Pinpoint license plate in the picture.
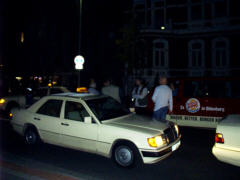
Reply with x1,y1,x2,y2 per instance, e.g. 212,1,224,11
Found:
172,141,181,151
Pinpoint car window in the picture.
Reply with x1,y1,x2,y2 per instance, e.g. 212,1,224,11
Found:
37,99,63,117
65,101,90,122
86,97,130,121
50,88,63,94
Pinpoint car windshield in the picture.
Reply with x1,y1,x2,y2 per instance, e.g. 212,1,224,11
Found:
86,97,131,121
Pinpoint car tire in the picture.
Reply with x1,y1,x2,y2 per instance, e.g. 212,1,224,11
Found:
24,128,40,146
113,142,142,168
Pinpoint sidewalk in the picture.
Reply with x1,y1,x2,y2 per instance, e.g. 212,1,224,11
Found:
0,160,82,180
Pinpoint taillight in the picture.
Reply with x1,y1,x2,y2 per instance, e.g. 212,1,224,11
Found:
9,113,13,120
215,133,224,144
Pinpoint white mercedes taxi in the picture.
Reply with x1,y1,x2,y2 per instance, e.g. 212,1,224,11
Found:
212,114,240,167
11,92,181,167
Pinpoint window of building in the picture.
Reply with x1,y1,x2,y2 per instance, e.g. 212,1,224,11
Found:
212,38,229,67
146,0,151,8
214,0,227,17
136,11,145,25
188,40,205,68
37,99,63,118
153,40,168,68
147,10,152,26
191,5,202,20
174,7,187,23
135,4,145,10
154,9,164,28
154,0,164,8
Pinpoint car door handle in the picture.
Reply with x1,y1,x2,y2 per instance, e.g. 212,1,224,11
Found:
61,123,69,126
34,117,41,121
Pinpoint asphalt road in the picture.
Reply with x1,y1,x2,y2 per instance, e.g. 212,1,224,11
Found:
0,120,239,180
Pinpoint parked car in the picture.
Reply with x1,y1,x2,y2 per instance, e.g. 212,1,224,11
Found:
10,92,181,167
212,114,240,167
0,86,70,119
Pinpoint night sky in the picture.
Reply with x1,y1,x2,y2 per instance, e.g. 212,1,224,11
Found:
0,0,130,80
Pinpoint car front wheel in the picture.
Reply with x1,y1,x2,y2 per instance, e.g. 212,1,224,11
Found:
113,143,142,168
24,128,39,145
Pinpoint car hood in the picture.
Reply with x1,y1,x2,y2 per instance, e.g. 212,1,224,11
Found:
103,114,169,135
219,114,240,127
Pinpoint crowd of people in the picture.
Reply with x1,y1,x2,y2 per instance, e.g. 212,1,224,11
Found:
87,76,174,122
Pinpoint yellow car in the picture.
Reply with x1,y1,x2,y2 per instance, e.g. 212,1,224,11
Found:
11,92,181,167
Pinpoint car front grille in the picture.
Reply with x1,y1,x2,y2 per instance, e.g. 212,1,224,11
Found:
163,127,177,144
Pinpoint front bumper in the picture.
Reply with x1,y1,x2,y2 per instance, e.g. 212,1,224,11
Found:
212,145,240,167
139,136,181,164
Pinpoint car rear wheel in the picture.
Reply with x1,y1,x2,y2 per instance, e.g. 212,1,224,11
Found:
113,143,142,168
24,128,39,145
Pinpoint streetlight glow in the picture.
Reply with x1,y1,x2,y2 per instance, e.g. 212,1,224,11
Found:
20,32,24,43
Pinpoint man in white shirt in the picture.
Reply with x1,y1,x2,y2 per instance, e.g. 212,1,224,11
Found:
101,79,121,102
152,77,173,122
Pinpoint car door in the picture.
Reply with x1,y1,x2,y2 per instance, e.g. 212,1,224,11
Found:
34,99,63,145
59,100,98,153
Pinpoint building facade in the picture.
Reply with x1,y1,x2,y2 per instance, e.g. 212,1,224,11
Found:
128,0,240,86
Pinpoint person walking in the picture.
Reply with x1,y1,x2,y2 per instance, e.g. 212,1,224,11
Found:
132,78,148,114
101,78,121,102
152,76,173,122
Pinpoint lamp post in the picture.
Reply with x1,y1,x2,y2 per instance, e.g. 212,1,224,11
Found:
76,0,83,87
79,0,82,52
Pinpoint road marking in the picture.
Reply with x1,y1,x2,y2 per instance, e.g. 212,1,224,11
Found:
0,160,83,180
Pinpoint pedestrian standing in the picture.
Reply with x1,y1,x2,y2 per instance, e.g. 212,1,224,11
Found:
101,78,121,102
88,78,100,95
152,77,173,122
132,78,148,114
170,82,178,97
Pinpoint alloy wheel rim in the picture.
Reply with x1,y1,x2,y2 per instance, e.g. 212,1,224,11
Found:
115,146,133,166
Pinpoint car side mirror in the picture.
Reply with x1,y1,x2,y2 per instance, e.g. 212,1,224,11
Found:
84,116,92,124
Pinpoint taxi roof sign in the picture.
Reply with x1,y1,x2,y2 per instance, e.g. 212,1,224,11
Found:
76,87,88,93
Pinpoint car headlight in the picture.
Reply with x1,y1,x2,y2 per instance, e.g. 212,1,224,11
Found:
0,98,6,104
174,124,179,137
148,135,165,147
